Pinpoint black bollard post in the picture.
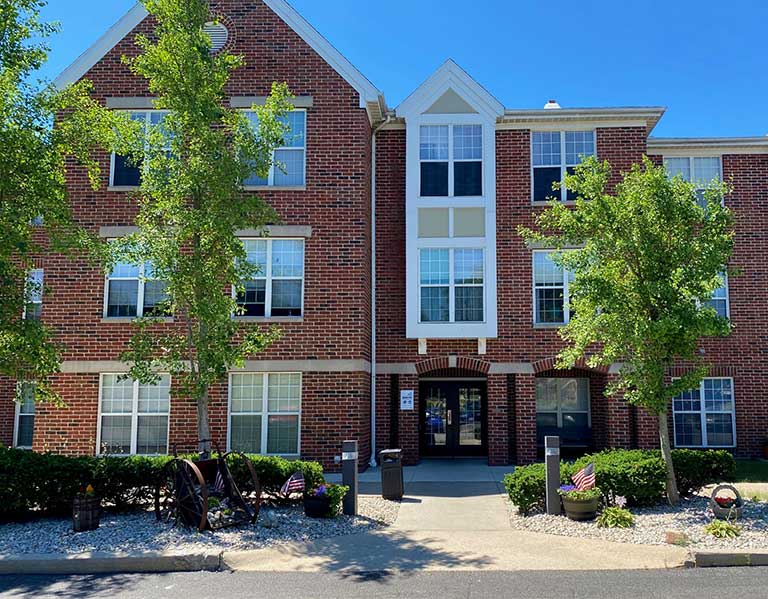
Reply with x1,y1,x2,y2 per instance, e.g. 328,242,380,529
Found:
545,435,561,515
341,440,359,516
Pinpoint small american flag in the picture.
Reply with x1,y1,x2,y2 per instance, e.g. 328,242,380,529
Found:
572,463,596,491
280,472,305,495
214,469,225,493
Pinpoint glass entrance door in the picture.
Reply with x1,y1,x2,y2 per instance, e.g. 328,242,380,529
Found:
420,381,486,457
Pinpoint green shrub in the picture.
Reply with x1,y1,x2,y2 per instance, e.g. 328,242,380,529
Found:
671,449,735,496
597,506,634,528
573,450,666,507
504,463,573,515
223,454,324,498
704,519,740,538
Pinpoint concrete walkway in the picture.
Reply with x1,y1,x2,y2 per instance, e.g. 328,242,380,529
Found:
226,460,688,573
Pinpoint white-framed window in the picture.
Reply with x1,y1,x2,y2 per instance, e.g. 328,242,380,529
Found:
244,110,306,187
419,248,484,323
705,273,730,319
536,378,591,430
24,269,43,321
110,110,170,187
97,374,171,455
14,383,36,449
420,124,483,197
664,156,722,208
533,251,574,325
532,130,595,202
228,373,301,455
673,378,735,448
237,238,304,318
104,258,168,318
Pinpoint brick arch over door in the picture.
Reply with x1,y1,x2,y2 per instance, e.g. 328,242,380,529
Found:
415,357,491,376
531,357,609,375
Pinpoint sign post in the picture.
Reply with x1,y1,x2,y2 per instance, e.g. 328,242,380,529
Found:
545,435,561,515
341,440,358,516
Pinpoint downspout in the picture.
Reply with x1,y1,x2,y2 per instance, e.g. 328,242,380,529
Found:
370,112,394,468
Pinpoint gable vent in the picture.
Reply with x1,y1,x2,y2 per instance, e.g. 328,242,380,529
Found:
204,22,229,53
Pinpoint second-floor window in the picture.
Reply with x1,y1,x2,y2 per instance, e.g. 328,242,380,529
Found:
237,239,305,318
105,260,168,318
533,251,574,325
419,248,484,323
110,111,169,187
705,274,730,319
244,110,306,187
24,269,43,321
664,157,721,208
532,131,595,202
420,125,482,197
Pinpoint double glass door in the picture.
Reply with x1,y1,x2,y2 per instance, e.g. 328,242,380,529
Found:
420,381,486,457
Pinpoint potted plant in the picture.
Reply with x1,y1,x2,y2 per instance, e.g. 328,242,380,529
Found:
303,484,349,518
709,484,744,520
558,485,602,521
73,484,101,532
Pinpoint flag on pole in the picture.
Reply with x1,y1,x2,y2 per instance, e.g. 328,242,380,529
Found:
281,472,305,495
572,462,596,491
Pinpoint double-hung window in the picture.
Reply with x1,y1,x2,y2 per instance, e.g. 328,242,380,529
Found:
705,273,730,319
24,269,43,321
664,157,722,208
532,131,595,202
111,111,170,187
244,110,306,187
673,378,735,448
105,260,168,318
229,373,301,455
536,378,591,431
533,251,574,325
420,124,482,197
237,239,304,318
14,383,36,449
419,248,484,323
98,374,171,455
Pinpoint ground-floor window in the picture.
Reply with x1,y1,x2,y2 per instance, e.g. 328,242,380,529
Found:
14,383,36,449
535,378,591,444
228,373,301,455
673,378,735,448
98,374,171,455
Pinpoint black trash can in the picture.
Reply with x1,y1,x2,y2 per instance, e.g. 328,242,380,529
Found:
379,449,404,500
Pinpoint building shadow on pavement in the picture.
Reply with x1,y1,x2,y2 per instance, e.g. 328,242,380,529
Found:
0,572,141,598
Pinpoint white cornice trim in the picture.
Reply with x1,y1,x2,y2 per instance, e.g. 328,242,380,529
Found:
53,1,383,112
499,107,666,132
648,137,768,155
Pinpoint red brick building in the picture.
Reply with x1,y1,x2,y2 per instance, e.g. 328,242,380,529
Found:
3,0,767,469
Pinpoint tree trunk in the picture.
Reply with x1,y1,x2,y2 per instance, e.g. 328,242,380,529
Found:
658,408,680,505
196,389,211,457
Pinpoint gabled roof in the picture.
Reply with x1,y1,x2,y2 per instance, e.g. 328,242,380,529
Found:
396,59,504,120
53,0,384,115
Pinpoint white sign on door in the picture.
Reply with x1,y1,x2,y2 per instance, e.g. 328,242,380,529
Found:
400,390,414,411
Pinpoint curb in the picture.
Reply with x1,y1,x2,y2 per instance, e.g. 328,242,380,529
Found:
0,551,223,575
690,551,768,568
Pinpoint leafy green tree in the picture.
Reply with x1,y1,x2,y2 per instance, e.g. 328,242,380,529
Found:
521,156,734,504
113,0,292,453
0,0,130,403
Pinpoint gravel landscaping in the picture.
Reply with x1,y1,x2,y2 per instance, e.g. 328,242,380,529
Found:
0,496,400,555
507,493,768,549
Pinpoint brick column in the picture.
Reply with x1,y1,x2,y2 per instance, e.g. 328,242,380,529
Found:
398,375,420,465
605,374,631,449
515,373,537,465
487,373,509,466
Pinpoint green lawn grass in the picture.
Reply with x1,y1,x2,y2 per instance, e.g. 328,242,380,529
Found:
734,460,768,483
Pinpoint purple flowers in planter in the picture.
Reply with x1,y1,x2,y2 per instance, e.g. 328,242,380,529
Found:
312,485,328,497
559,485,577,493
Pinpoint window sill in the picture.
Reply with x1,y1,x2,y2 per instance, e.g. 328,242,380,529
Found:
531,200,577,207
533,323,565,329
235,316,304,323
243,185,306,192
101,317,175,324
107,186,139,192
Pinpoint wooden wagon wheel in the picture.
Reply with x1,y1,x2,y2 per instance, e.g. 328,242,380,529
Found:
224,451,262,522
154,458,209,532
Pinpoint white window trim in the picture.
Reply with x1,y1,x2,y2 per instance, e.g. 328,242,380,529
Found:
672,377,736,449
96,374,172,456
532,250,573,326
226,372,302,457
536,378,592,428
417,248,485,324
663,156,724,206
235,238,306,319
109,110,170,188
242,108,307,189
531,130,596,203
23,268,43,321
103,260,161,319
419,123,483,199
13,384,35,450
705,273,730,319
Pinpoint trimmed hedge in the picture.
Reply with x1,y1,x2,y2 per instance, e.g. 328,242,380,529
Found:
0,447,324,521
505,448,736,514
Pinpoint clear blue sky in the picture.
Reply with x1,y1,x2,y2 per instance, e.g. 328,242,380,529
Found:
39,0,768,137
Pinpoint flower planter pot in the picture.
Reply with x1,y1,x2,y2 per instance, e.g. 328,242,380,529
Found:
303,495,332,518
73,495,101,532
562,496,599,521
709,484,744,520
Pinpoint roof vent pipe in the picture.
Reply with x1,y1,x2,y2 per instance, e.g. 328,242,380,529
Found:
544,99,561,110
